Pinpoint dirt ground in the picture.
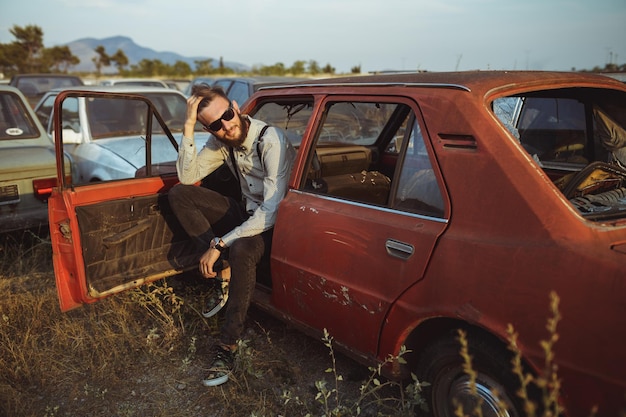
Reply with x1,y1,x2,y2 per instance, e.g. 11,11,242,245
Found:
0,235,415,417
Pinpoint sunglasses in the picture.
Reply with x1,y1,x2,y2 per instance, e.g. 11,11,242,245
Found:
205,105,235,132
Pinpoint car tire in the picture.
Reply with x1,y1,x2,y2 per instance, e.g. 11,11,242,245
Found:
415,329,532,417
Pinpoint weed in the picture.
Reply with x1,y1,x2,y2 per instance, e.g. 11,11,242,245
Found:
456,329,507,417
237,338,265,380
83,383,108,400
180,335,197,371
504,291,565,417
128,279,185,339
43,405,59,417
284,328,430,416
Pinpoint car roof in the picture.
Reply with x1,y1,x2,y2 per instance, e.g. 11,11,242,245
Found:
0,85,25,93
258,70,626,94
213,76,308,86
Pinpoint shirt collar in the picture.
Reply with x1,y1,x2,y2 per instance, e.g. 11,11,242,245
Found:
237,116,263,152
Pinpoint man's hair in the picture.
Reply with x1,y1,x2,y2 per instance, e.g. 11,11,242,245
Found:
192,84,229,114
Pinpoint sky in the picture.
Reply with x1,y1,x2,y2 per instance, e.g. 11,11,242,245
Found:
1,0,625,74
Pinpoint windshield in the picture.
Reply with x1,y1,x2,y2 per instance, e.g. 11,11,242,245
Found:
85,92,197,138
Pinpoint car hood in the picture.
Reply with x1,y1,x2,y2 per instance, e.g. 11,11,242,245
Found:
0,146,57,181
93,135,181,168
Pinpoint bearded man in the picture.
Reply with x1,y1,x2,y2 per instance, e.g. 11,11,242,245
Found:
168,84,296,386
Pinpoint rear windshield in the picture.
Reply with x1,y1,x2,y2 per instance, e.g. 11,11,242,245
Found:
0,91,41,140
15,76,82,96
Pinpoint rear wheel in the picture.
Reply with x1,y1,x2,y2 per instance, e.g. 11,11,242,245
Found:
415,330,529,417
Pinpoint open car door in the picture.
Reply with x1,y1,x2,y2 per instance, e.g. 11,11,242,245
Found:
49,90,202,311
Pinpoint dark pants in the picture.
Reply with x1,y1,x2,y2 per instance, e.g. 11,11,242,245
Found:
168,184,272,346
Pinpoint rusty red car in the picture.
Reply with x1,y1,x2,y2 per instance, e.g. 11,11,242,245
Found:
48,71,626,416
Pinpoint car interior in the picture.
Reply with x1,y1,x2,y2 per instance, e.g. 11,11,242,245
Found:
492,87,626,221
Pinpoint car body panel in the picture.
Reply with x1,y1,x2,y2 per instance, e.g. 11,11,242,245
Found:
0,86,71,232
271,190,447,355
48,72,626,416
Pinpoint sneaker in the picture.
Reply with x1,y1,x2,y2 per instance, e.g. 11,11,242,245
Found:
202,345,234,387
202,277,229,318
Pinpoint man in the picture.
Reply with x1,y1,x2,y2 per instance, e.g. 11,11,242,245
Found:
168,84,296,386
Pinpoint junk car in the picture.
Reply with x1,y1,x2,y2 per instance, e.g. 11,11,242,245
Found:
48,71,626,416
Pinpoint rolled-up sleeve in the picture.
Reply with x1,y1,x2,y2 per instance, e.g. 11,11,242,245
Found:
177,135,226,185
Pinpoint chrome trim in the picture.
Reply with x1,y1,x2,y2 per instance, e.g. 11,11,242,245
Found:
289,189,449,224
259,82,471,93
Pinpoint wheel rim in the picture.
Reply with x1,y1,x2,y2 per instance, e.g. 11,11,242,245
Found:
452,374,516,417
434,371,518,417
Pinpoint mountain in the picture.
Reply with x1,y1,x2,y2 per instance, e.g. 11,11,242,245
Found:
64,36,249,73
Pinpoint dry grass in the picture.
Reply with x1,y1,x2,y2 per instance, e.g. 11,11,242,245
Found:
0,230,413,417
1,230,619,417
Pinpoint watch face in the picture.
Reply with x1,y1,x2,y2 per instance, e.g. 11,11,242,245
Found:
213,237,225,252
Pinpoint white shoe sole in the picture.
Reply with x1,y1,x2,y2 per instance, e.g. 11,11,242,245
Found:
202,373,229,386
202,279,229,318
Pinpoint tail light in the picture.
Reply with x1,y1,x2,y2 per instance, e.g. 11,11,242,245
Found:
33,176,72,202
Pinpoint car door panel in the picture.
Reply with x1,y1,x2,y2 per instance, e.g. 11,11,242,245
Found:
49,175,195,311
271,191,446,354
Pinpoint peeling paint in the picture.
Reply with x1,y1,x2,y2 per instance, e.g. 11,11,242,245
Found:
291,272,382,315
298,205,319,214
340,286,352,306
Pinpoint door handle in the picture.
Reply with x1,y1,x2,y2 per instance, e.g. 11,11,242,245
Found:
385,239,414,260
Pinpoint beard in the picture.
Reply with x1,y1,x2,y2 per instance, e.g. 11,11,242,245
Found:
215,113,249,148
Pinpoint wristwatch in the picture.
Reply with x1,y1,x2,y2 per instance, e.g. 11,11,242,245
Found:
211,237,226,252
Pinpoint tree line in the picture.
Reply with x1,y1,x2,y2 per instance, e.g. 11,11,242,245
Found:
0,25,359,79
1,24,624,80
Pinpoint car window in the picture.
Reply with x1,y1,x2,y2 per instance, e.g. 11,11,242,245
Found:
85,93,191,138
301,100,444,213
227,81,250,105
318,102,392,146
252,100,315,146
35,95,55,129
213,80,232,93
36,95,81,137
14,76,83,107
142,93,189,133
496,97,588,167
59,97,80,134
392,119,445,217
0,91,41,140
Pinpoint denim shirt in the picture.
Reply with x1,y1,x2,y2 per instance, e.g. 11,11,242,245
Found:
177,117,296,246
